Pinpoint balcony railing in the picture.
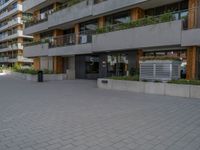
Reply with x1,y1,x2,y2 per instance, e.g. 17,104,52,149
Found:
24,32,93,48
25,17,48,28
52,0,85,14
96,9,190,34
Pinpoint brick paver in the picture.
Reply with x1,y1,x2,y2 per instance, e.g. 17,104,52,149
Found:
0,75,200,150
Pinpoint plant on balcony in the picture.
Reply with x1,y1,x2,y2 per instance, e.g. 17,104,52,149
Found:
53,0,83,13
24,39,49,47
159,11,174,23
96,11,175,34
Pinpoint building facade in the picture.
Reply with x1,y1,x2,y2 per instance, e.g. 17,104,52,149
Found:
23,0,200,80
0,0,33,66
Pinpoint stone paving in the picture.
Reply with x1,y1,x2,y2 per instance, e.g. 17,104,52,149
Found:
0,75,200,150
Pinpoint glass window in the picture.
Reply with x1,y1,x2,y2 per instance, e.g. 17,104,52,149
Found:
107,54,128,76
85,56,99,74
80,19,98,34
105,11,131,25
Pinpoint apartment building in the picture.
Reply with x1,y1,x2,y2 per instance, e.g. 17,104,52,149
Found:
23,0,200,80
0,0,33,66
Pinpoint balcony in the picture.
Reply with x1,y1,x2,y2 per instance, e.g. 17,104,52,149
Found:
0,4,23,21
8,56,33,63
22,0,46,12
47,0,146,28
92,20,183,52
24,17,48,35
0,17,23,32
0,0,15,10
24,43,49,57
48,34,93,56
0,43,23,52
181,28,200,46
48,0,93,28
92,0,146,16
0,57,9,63
0,30,23,42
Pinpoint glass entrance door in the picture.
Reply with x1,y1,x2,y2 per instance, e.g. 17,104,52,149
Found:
107,53,128,76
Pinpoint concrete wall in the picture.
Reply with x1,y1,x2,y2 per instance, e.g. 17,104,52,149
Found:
181,29,200,46
9,72,68,81
97,79,200,99
24,43,49,57
93,21,183,52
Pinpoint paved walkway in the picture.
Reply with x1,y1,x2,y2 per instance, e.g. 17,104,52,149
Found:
0,75,200,150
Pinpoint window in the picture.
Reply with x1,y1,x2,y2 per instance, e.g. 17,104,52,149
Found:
105,11,131,25
85,56,99,74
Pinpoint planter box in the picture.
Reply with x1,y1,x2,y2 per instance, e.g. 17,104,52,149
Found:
140,60,181,82
165,83,190,98
97,78,200,99
9,72,67,81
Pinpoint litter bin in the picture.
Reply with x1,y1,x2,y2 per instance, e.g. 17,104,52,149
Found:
38,71,43,82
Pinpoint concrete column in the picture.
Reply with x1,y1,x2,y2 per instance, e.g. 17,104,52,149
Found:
186,47,197,80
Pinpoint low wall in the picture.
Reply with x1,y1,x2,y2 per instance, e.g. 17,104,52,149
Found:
97,79,200,99
9,72,67,81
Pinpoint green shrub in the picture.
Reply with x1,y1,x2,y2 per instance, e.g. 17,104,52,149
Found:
109,75,139,81
13,63,21,71
168,79,200,85
159,12,173,23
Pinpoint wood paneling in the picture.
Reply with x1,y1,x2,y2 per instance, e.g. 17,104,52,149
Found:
33,57,40,70
75,24,80,44
188,0,199,28
98,16,105,28
53,56,64,74
186,47,197,80
131,7,144,21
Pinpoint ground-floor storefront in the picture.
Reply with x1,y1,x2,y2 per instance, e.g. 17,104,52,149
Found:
32,47,200,80
75,51,137,79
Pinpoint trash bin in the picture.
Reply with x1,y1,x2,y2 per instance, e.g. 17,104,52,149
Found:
38,71,43,82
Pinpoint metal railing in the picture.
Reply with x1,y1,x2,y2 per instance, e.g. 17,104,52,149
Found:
49,33,93,48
